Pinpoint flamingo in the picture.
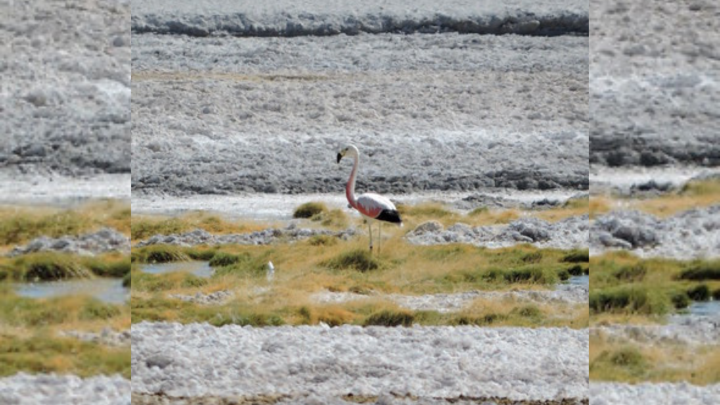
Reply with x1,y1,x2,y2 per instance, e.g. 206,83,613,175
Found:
337,145,402,252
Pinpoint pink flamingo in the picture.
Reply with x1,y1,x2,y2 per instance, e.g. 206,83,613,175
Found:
337,145,402,252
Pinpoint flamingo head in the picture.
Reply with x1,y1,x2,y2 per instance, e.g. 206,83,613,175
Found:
337,145,359,163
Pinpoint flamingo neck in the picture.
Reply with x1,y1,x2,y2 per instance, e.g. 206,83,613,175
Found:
346,153,359,209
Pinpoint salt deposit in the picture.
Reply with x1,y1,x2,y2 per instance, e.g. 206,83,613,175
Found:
131,322,589,402
0,373,130,405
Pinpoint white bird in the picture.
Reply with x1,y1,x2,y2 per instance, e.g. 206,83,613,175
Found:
337,145,402,253
266,261,274,282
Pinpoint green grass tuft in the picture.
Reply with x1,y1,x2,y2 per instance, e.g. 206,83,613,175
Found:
678,261,720,281
671,291,691,309
292,202,327,219
363,310,414,327
0,211,88,245
85,259,131,278
590,286,670,315
131,245,189,264
12,253,92,281
186,248,217,261
613,263,647,282
323,249,381,272
131,218,188,241
309,235,338,246
209,252,242,267
0,334,130,379
80,299,122,320
481,266,559,285
562,250,589,263
687,284,711,301
452,313,507,326
521,251,543,263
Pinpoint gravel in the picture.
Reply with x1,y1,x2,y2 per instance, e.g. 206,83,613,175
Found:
590,0,720,168
590,382,720,404
0,373,130,405
0,0,131,178
131,0,588,37
406,215,588,250
8,228,131,257
131,322,588,401
590,206,720,260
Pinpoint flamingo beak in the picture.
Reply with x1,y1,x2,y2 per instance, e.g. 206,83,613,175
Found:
336,153,343,164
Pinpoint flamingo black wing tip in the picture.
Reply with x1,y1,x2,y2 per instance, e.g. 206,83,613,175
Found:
376,209,402,224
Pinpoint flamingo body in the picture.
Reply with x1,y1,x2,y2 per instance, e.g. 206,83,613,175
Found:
337,145,402,252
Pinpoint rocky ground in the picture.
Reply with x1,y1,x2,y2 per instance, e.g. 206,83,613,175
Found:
0,373,130,405
8,228,131,257
590,206,720,260
0,0,131,178
131,0,588,37
590,0,720,168
406,216,588,250
131,322,588,402
134,214,589,250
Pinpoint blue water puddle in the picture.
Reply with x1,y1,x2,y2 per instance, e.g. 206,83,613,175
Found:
13,278,128,304
140,261,213,278
567,275,589,286
687,300,720,316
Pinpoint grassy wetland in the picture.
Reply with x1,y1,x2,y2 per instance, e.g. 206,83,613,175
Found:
589,177,720,385
130,200,589,329
0,200,130,378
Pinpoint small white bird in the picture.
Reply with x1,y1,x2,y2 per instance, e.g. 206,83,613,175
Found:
267,261,275,282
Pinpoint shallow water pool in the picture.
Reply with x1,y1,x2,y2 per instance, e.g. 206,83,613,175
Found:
687,300,720,316
567,275,589,286
140,261,213,278
13,278,128,304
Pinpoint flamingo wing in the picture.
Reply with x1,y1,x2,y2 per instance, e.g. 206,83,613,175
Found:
356,193,402,224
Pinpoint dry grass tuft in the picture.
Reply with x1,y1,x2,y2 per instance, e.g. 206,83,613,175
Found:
0,199,130,247
131,212,266,241
590,332,720,384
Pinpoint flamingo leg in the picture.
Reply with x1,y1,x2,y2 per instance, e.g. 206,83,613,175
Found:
378,222,382,254
368,220,373,252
